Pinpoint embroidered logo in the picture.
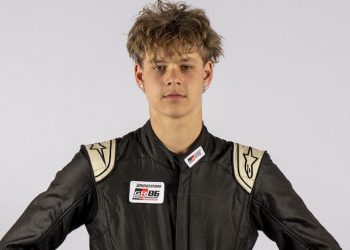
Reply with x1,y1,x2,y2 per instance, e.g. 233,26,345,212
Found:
85,139,116,182
129,181,165,204
90,143,108,166
243,147,258,178
184,146,205,168
233,143,264,193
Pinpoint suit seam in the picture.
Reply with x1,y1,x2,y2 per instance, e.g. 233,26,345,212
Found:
250,151,266,195
232,195,248,250
252,199,313,250
231,142,250,194
101,189,115,249
81,146,100,224
35,187,94,246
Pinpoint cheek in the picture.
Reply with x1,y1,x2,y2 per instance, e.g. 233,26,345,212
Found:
144,81,162,102
187,70,204,83
144,74,162,90
186,75,204,91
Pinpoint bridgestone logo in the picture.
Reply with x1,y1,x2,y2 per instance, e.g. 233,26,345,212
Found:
136,184,162,188
129,181,165,204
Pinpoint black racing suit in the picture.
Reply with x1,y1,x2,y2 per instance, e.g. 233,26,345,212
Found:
0,120,341,249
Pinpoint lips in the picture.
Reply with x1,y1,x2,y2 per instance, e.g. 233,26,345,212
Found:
165,94,184,97
164,91,185,97
163,92,185,100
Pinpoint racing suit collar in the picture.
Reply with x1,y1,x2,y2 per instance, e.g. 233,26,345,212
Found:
141,119,210,171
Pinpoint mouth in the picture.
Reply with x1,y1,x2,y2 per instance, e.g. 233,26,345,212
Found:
163,92,186,100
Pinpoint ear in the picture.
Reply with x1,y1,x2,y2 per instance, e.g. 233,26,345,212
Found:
203,60,213,88
134,64,144,90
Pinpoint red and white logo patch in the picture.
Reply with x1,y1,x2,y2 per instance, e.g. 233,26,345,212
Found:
129,181,165,204
184,146,205,168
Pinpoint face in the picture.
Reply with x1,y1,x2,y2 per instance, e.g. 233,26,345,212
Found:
134,49,213,120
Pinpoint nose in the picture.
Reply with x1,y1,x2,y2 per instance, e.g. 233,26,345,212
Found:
164,66,182,86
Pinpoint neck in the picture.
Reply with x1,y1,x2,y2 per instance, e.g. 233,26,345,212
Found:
150,113,203,155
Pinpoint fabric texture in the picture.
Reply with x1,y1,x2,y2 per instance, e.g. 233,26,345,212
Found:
0,120,341,250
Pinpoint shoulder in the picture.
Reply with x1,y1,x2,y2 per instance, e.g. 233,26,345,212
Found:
82,138,118,182
81,127,144,182
232,142,266,194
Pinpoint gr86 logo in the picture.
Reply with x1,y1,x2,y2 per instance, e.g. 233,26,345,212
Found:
133,188,160,200
129,181,165,204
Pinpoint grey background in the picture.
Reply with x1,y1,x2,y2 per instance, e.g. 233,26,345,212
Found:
0,0,349,249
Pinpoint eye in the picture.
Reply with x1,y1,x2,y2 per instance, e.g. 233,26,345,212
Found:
180,64,192,71
153,65,166,72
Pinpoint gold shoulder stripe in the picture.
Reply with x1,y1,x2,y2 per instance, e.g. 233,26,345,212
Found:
84,139,117,182
233,143,264,193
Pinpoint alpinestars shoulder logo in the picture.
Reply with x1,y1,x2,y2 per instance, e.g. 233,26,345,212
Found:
90,143,107,166
243,147,258,178
233,143,264,193
85,139,116,182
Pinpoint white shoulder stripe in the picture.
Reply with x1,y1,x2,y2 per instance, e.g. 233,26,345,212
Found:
233,143,264,193
84,139,117,182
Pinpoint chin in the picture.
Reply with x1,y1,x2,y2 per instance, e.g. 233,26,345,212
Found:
162,110,189,119
164,113,185,119
150,106,192,119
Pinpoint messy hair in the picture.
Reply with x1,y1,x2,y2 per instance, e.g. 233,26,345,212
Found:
127,0,223,65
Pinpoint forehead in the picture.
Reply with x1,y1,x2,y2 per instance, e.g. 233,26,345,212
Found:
145,48,203,64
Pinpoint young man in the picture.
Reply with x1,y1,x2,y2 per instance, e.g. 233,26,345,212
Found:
0,1,341,249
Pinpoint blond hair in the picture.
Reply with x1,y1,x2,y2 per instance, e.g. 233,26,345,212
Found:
127,0,223,65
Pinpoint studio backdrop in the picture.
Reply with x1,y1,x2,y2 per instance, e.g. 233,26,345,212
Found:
0,0,349,249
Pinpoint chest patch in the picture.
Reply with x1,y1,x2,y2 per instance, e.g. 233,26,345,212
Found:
184,146,205,168
129,181,165,204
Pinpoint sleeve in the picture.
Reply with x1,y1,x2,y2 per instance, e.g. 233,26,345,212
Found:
250,152,342,250
0,146,98,250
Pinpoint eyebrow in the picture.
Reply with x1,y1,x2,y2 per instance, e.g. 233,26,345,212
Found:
151,58,196,64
